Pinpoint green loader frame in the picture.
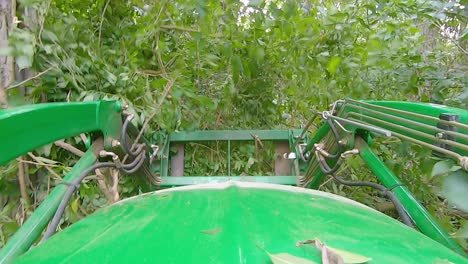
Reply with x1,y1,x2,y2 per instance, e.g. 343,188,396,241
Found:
0,99,467,263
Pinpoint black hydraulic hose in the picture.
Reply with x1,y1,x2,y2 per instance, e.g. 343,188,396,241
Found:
121,149,145,169
41,113,151,242
42,150,147,242
325,118,343,159
122,151,146,174
121,114,141,157
301,118,345,162
317,156,414,228
41,162,116,242
317,154,345,175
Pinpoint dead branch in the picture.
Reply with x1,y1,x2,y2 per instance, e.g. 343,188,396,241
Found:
26,152,63,181
110,169,119,202
16,157,31,206
96,169,114,202
6,67,54,90
96,168,120,203
54,140,85,157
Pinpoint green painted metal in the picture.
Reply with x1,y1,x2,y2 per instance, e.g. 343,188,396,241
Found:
302,123,331,189
295,100,467,255
0,101,122,166
305,100,468,189
13,183,467,264
169,130,302,142
347,113,468,152
303,122,330,153
160,176,298,186
160,136,170,177
288,130,302,177
341,103,468,155
163,129,302,182
0,147,99,264
367,100,468,126
2,99,468,262
355,137,466,256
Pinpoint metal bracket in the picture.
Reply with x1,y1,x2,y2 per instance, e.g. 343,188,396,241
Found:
149,145,160,164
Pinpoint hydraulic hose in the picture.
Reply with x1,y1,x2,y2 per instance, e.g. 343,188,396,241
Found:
122,151,146,174
325,118,343,159
317,154,414,227
121,114,141,156
42,146,147,241
121,149,145,170
41,162,116,241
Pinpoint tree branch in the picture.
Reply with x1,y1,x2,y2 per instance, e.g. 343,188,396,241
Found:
97,0,111,49
16,157,31,206
133,78,175,145
6,66,54,90
54,140,85,157
160,25,199,33
26,152,64,180
96,168,120,203
110,169,119,202
96,169,114,202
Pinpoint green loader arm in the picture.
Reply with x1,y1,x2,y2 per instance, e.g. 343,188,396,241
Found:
0,101,124,263
300,99,468,256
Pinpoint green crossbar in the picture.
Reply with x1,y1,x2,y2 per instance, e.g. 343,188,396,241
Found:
160,176,298,186
169,129,302,142
163,129,302,179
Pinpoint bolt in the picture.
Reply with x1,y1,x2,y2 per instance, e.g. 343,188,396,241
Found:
283,152,297,160
460,157,468,171
112,140,121,148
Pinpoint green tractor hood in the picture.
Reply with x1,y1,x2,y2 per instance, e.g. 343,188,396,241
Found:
14,182,466,264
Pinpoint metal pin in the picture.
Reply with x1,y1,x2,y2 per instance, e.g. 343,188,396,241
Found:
112,140,121,148
99,150,117,158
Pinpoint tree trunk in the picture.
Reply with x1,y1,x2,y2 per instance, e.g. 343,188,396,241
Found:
0,0,15,108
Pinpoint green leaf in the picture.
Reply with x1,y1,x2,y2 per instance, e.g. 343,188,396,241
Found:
442,170,468,212
42,30,58,42
71,198,79,213
459,28,468,42
254,46,265,64
1,222,19,237
268,253,318,264
33,156,58,165
106,71,117,85
318,51,330,57
327,57,341,75
431,160,454,177
247,157,255,169
452,222,468,239
231,55,243,83
249,0,262,7
16,55,33,70
19,0,42,7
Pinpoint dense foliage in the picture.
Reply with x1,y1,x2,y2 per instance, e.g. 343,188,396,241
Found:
1,0,467,249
